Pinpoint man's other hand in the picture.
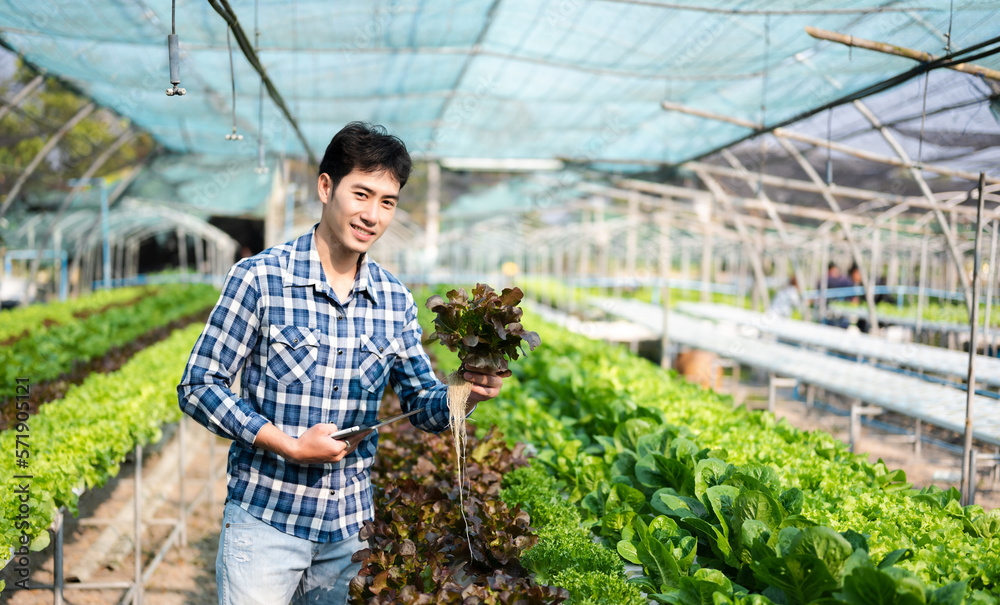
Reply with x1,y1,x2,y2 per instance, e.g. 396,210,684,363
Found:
464,370,504,405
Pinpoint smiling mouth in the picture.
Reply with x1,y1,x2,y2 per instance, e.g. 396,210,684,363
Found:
352,224,375,237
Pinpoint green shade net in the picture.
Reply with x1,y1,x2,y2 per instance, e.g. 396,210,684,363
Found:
0,0,997,168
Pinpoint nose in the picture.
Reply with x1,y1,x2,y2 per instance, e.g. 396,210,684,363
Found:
358,198,378,226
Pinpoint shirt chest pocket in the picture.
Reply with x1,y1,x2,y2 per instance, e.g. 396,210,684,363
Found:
358,333,399,393
266,325,322,385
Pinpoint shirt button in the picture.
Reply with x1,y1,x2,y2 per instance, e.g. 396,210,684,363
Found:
379,347,384,352
333,386,339,392
338,315,344,321
329,490,338,498
337,350,343,355
293,338,299,343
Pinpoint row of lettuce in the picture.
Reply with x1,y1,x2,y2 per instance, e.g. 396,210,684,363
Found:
524,276,997,327
0,286,151,342
4,283,996,602
831,300,998,327
521,277,748,311
1,284,220,390
421,294,999,604
0,284,221,594
0,323,207,594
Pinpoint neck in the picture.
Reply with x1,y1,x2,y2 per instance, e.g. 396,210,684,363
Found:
314,224,361,279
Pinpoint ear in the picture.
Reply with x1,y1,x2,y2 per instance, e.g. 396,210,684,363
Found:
317,173,333,205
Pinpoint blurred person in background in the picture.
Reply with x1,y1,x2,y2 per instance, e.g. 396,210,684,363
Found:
769,275,800,319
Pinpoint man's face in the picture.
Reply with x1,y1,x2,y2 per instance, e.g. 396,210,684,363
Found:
317,168,399,257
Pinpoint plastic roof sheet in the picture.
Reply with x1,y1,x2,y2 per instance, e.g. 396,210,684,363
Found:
123,153,280,217
1,1,998,167
445,172,586,218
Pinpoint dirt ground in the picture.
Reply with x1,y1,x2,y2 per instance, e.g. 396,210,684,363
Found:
1,420,226,605
3,377,995,605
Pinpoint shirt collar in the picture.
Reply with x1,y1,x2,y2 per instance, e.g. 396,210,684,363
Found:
355,252,380,306
283,223,380,306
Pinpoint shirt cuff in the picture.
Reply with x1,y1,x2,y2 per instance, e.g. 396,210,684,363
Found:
240,412,270,447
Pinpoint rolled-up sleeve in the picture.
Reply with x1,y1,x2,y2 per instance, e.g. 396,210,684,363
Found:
388,293,455,433
177,259,269,446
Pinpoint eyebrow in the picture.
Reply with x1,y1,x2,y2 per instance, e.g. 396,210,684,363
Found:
352,183,398,201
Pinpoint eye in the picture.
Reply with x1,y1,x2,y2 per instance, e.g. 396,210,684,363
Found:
382,199,396,208
354,191,367,199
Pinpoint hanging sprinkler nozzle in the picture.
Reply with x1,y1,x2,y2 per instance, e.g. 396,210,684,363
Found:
166,0,185,96
166,34,186,96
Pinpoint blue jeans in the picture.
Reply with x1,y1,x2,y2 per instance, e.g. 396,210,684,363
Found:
216,501,366,605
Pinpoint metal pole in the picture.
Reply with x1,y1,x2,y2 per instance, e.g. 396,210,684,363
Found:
177,228,188,281
116,240,125,284
961,173,986,506
194,236,205,280
626,191,638,278
700,210,713,303
984,220,998,357
208,429,217,511
540,245,550,307
566,241,578,314
917,236,929,333
178,416,187,547
285,182,297,238
425,161,440,275
596,198,610,297
101,181,110,289
888,219,899,290
60,252,68,302
659,212,671,369
681,243,691,282
0,74,43,123
870,227,882,303
54,509,64,605
819,236,830,321
53,229,65,302
134,443,143,605
736,252,747,309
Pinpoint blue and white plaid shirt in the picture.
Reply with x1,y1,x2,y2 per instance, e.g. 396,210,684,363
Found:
177,224,451,543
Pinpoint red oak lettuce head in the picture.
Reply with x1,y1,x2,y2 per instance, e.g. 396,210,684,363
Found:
425,284,541,376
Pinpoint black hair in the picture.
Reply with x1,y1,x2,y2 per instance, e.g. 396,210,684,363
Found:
318,121,412,191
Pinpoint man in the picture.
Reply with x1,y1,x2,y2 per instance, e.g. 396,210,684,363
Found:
177,122,503,604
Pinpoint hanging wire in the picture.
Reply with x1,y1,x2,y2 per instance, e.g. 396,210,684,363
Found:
171,0,176,35
945,0,954,53
255,0,268,173
916,70,930,167
225,26,242,140
293,0,300,121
